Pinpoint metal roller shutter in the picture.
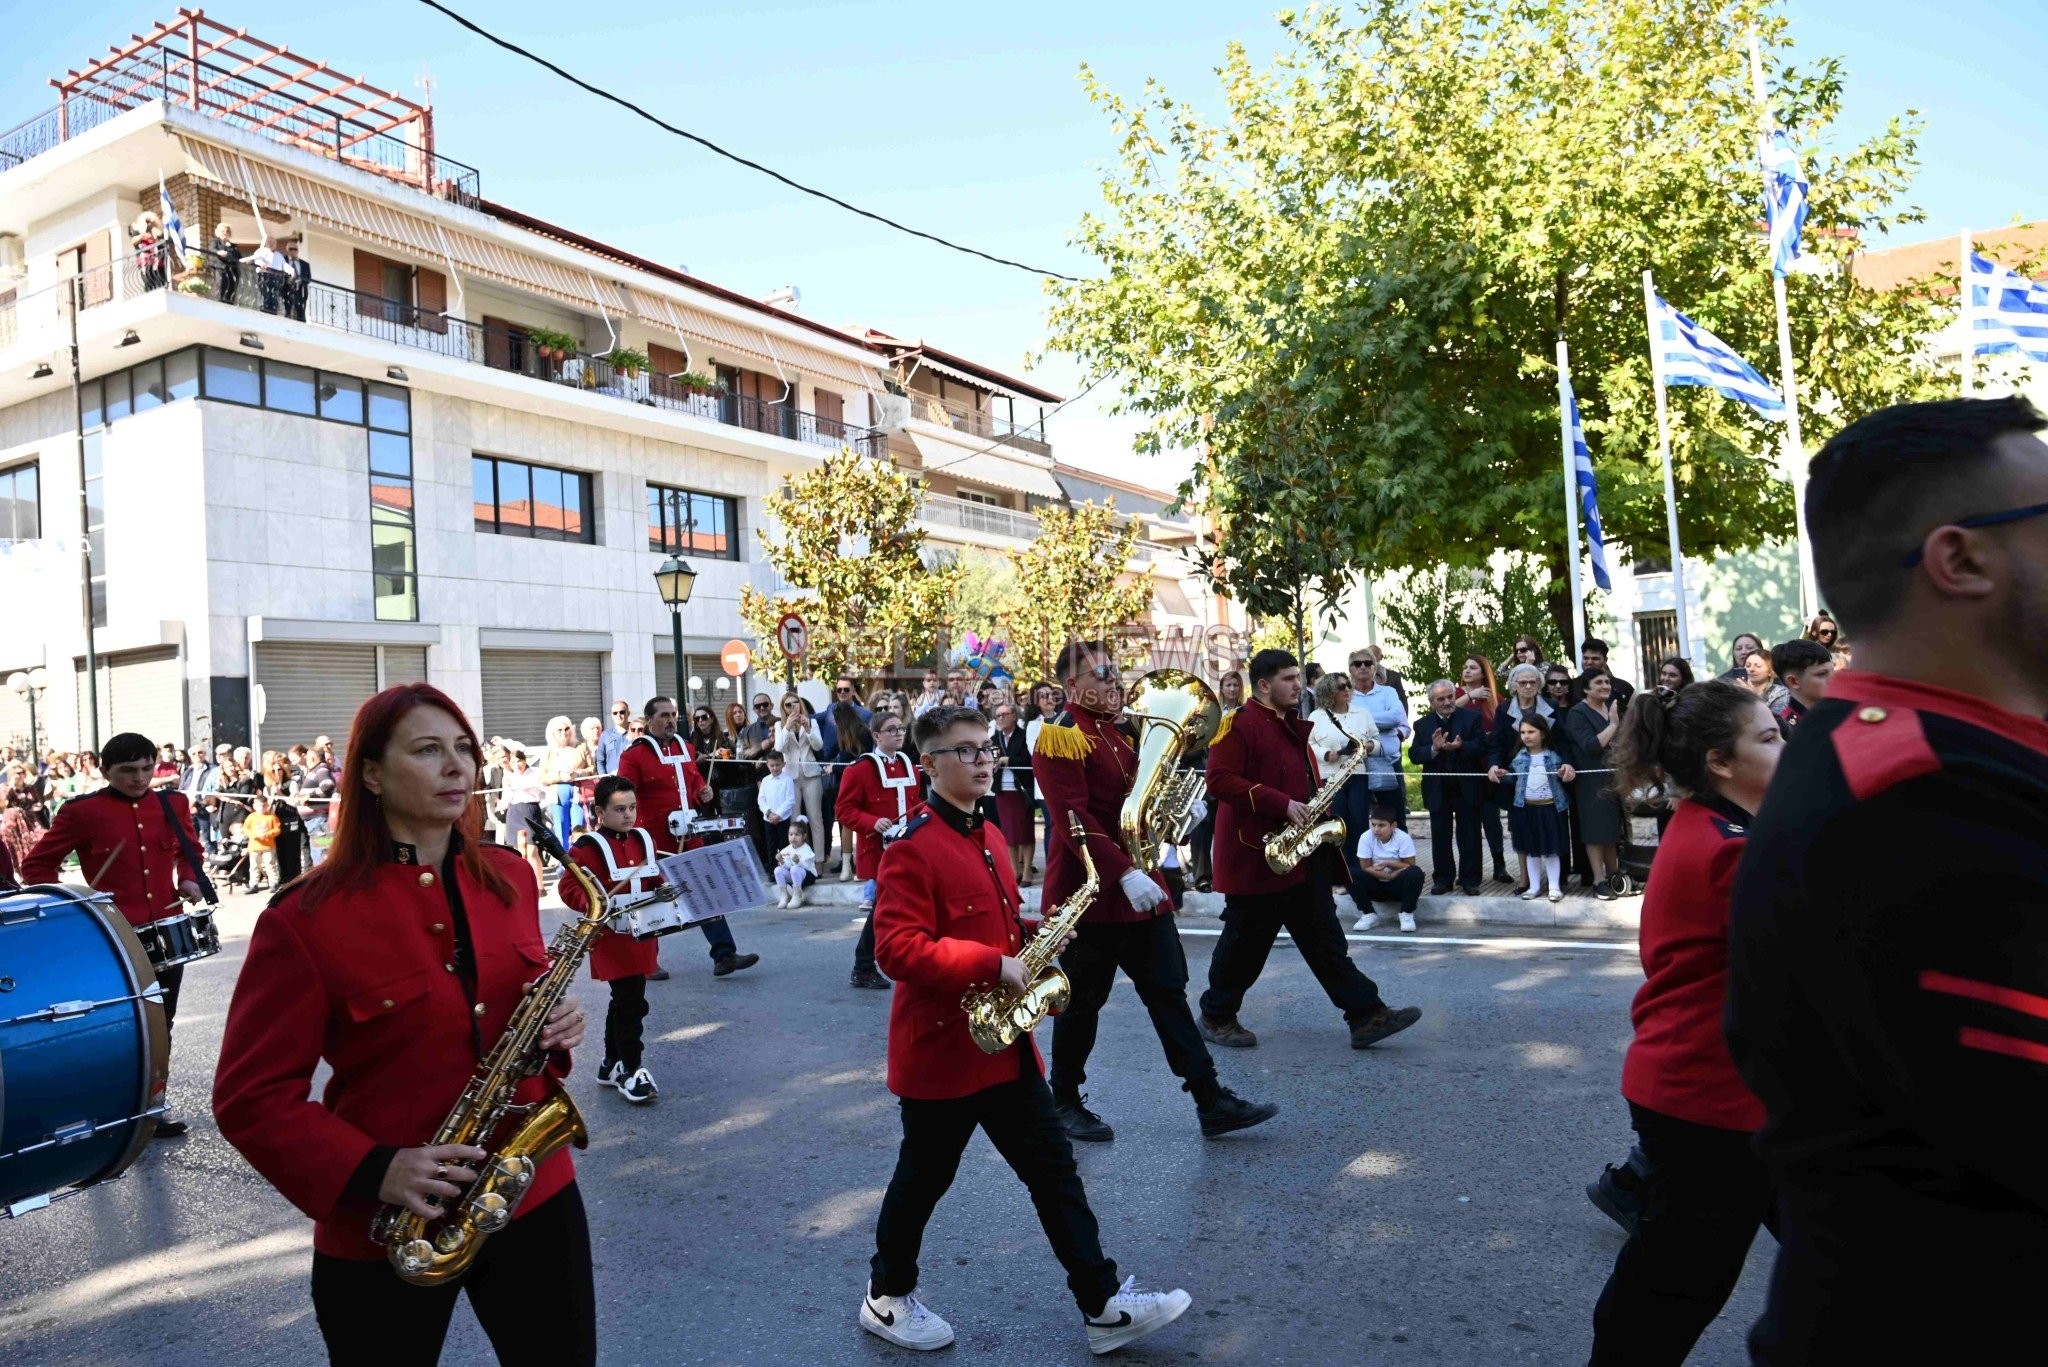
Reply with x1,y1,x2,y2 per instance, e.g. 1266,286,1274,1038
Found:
253,642,377,755
480,650,602,750
380,645,429,686
74,647,185,749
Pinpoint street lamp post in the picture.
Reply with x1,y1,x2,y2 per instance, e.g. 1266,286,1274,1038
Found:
67,276,101,750
654,553,698,712
7,667,50,755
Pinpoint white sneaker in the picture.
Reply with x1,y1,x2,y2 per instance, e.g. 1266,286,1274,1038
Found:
860,1287,955,1351
1353,911,1384,932
1399,912,1417,933
1084,1276,1192,1355
618,1067,658,1104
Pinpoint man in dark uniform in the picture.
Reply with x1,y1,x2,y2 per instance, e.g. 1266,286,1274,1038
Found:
1035,640,1276,1143
1198,649,1422,1050
1728,396,2048,1361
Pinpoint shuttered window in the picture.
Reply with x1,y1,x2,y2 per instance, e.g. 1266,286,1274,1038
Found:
74,647,185,749
480,650,603,749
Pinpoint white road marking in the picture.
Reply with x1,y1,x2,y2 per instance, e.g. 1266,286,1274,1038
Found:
1174,926,1636,951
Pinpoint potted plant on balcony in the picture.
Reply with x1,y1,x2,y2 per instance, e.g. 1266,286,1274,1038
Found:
606,346,648,378
526,327,578,362
676,370,716,391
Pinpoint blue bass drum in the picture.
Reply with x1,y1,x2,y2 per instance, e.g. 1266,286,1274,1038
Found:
0,884,171,1217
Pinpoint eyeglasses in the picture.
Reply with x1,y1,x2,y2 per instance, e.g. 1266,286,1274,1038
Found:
1902,500,2048,567
932,742,1003,764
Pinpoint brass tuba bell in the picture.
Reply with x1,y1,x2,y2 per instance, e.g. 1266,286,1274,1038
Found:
1119,669,1222,872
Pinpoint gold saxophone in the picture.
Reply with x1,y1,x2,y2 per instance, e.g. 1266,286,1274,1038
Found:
1119,669,1222,873
1263,713,1370,874
962,813,1097,1054
370,816,612,1285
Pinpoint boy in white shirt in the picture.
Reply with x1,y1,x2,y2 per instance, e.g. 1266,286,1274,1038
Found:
757,749,799,853
1354,806,1425,932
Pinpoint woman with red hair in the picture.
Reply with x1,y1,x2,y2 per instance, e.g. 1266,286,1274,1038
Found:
212,684,596,1365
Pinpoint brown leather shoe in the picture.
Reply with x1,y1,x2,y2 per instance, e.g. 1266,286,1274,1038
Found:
1350,1005,1422,1049
1198,1014,1258,1049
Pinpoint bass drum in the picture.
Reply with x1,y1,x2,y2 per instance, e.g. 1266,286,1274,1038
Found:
0,884,171,1216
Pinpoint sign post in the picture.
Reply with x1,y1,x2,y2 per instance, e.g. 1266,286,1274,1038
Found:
775,612,809,691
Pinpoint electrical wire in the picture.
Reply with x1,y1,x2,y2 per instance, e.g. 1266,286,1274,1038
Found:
914,372,1111,473
415,0,1084,282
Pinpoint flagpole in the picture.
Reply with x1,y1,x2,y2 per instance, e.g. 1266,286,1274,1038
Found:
1959,229,1974,394
1555,336,1587,664
1643,269,1694,666
1749,32,1817,622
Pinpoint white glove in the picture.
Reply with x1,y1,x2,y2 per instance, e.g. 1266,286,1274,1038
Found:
668,808,694,840
879,820,903,840
1119,868,1167,912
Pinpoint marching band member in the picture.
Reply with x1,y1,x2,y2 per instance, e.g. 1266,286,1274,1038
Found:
24,729,209,1138
619,695,758,979
212,684,596,1366
1197,649,1423,1051
860,705,1193,1356
835,710,922,990
558,775,664,1105
1035,640,1276,1143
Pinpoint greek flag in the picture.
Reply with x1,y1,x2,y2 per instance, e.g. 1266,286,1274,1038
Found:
1562,377,1612,592
158,172,187,264
1761,131,1807,278
1649,294,1785,419
1966,251,2048,362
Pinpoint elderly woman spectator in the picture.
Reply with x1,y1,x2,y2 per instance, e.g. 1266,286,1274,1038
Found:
1488,663,1557,893
538,715,593,845
1563,668,1629,900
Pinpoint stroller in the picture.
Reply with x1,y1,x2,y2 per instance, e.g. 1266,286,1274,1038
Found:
207,829,252,892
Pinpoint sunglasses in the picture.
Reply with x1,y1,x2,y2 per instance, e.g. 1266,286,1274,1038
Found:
753,702,773,710
1545,678,1570,688
1085,663,1117,681
1901,500,2048,567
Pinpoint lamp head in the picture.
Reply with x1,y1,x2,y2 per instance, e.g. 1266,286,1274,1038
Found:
653,554,697,608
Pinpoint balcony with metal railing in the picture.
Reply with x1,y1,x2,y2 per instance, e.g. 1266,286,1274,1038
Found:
918,492,1042,541
904,386,1049,452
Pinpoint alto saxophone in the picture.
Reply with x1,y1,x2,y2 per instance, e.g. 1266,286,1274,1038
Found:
370,815,612,1285
962,813,1097,1054
1263,714,1371,874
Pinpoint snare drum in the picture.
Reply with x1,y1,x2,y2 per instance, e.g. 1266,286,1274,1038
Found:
135,906,222,970
691,816,747,842
0,885,171,1216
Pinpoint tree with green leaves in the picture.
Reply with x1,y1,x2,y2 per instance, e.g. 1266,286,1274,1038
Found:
1004,501,1155,681
739,449,960,683
1048,0,1950,648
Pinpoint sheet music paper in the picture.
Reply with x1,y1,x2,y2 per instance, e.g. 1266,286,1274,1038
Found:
647,840,769,930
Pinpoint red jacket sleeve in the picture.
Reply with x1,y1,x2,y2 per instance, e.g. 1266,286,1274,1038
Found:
20,798,88,885
211,907,379,1223
1206,717,1294,818
1034,740,1136,886
835,761,888,836
873,842,1003,992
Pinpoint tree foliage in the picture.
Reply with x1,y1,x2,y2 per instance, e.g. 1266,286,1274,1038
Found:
1048,0,1951,645
1379,557,1559,690
933,547,1025,642
739,449,960,682
1003,501,1155,681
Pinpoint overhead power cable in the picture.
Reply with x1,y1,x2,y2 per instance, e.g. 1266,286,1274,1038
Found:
416,0,1083,282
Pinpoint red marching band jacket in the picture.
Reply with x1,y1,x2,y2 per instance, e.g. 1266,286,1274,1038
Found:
616,733,710,856
834,749,923,881
1204,699,1323,895
559,827,663,981
22,787,204,926
1033,706,1167,924
873,806,1038,1101
211,843,574,1260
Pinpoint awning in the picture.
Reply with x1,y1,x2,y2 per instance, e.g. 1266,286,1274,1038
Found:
908,432,1065,499
907,351,1055,403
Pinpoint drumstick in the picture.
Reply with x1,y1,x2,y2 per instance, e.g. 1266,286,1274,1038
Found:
86,841,126,890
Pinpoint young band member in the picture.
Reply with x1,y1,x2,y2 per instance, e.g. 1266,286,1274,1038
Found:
835,711,921,990
212,684,596,1365
618,695,758,978
24,729,210,1138
1197,649,1423,1050
558,775,663,1105
1035,640,1276,1142
861,706,1193,1356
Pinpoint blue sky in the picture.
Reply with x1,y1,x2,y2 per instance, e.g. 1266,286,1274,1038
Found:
5,1,2043,485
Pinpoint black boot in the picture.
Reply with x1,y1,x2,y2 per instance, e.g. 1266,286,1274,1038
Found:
1053,1092,1115,1143
1195,1084,1279,1139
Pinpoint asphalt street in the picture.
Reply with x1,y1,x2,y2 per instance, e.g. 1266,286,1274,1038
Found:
0,890,1772,1366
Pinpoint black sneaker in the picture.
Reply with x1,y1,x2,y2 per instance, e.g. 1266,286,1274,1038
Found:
1054,1095,1115,1143
1198,1014,1258,1049
1196,1086,1278,1139
849,967,891,990
1587,1146,1650,1236
713,952,760,977
648,968,671,982
1460,884,1483,896
1429,882,1454,896
1350,1005,1423,1049
152,1115,189,1139
1595,881,1618,901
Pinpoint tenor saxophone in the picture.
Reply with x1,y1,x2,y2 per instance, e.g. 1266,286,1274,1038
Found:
370,815,612,1285
1263,714,1371,874
961,813,1097,1054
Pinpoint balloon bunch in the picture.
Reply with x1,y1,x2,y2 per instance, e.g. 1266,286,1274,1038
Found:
948,631,1013,684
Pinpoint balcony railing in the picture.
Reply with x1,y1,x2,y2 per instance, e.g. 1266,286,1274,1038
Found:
905,387,1048,449
919,492,1042,541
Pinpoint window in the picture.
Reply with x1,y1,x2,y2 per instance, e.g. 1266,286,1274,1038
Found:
264,361,318,415
318,374,364,424
83,431,106,627
204,348,262,406
367,384,417,621
647,484,739,560
1635,611,1679,685
956,488,1002,507
352,249,448,334
0,462,38,542
475,456,595,544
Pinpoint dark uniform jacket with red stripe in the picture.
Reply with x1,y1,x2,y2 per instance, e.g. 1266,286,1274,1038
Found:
1034,705,1167,924
212,840,572,1260
1204,698,1327,896
22,787,204,926
560,827,663,981
617,733,711,855
1728,669,2048,1359
873,796,1038,1100
834,749,922,881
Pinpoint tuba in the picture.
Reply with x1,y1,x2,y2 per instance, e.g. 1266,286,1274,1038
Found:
1263,713,1370,874
1118,669,1222,872
961,814,1097,1053
369,816,611,1286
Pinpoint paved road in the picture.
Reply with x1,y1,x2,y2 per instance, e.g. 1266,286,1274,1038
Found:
0,892,1771,1365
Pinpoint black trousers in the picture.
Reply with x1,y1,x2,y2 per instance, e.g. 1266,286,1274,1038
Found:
310,1182,597,1367
158,962,184,1039
1425,788,1485,890
872,1050,1120,1317
1199,871,1386,1026
854,908,877,975
1588,1102,1772,1366
1480,799,1507,872
1357,865,1426,915
1049,913,1217,1102
602,975,649,1072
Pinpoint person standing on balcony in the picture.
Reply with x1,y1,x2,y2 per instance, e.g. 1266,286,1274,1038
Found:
130,211,167,292
283,238,310,321
208,223,241,304
251,235,289,315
